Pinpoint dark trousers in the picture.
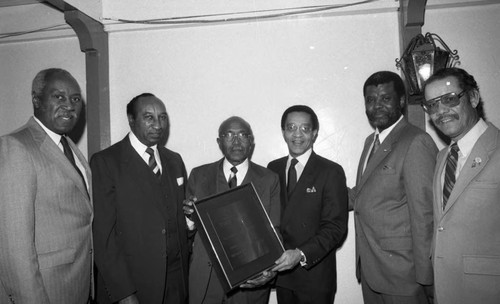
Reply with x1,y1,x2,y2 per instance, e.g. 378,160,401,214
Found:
276,286,335,304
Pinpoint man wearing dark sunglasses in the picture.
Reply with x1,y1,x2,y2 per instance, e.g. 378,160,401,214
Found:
424,67,500,304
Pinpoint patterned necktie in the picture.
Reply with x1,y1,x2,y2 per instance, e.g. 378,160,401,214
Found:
367,134,380,164
228,166,238,188
145,147,161,179
60,136,88,195
443,142,459,209
287,158,298,197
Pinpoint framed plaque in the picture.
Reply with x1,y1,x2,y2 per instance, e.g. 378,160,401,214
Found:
193,182,284,292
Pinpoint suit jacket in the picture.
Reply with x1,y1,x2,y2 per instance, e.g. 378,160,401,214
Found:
351,118,436,296
0,117,93,304
267,151,348,295
187,159,280,304
91,135,189,303
432,122,500,304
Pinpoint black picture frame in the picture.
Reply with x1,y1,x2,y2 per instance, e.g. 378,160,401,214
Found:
193,182,284,292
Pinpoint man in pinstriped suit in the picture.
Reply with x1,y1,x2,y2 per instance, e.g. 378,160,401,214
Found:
0,68,93,304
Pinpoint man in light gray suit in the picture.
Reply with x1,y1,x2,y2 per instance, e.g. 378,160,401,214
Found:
351,71,436,304
0,68,93,304
424,67,500,304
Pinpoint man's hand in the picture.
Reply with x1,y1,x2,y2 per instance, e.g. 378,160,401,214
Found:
271,249,302,272
118,294,139,304
183,196,197,217
183,196,197,230
240,270,276,288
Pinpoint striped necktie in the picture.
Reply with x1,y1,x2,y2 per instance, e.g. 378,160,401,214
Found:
443,142,459,209
228,166,238,188
60,136,88,197
145,147,161,179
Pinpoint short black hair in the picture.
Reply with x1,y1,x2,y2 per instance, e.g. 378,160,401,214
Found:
424,67,480,95
126,93,156,119
363,71,406,101
280,105,319,131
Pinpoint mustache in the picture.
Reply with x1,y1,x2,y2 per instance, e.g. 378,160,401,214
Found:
435,113,459,122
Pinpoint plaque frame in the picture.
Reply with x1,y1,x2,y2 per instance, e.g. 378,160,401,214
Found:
193,182,284,292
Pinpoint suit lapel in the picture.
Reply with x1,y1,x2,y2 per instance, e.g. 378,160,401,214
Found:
28,118,91,210
284,152,318,214
121,138,168,218
358,119,407,189
443,124,499,214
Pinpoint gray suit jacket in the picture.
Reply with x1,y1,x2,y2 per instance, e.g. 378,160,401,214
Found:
352,118,437,295
432,122,500,304
187,159,280,304
0,117,93,304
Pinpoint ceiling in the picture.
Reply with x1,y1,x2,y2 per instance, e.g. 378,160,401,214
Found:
0,0,44,7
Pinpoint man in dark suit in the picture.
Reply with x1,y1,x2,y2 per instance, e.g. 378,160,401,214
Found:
351,71,437,304
424,67,500,304
183,116,280,304
268,105,348,304
0,68,93,304
91,93,189,304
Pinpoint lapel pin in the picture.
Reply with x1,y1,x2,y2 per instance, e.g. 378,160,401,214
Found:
472,157,482,168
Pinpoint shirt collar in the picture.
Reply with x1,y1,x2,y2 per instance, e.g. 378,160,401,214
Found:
129,132,158,156
454,118,488,158
223,158,249,180
288,148,313,166
33,116,62,146
376,115,403,144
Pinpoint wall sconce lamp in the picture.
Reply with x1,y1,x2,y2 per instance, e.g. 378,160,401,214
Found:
396,32,460,104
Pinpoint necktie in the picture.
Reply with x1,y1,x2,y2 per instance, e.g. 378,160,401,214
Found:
287,158,298,196
60,136,88,194
443,142,459,209
367,134,380,164
145,147,161,179
228,166,238,188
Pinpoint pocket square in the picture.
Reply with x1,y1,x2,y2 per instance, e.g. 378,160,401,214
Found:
306,186,316,193
177,177,184,186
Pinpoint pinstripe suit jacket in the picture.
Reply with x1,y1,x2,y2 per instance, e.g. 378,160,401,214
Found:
432,122,500,304
0,117,93,304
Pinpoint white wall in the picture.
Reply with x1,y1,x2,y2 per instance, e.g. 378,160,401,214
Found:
423,1,500,149
107,10,400,304
0,4,87,156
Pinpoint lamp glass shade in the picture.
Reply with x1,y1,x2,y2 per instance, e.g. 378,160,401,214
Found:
412,50,435,92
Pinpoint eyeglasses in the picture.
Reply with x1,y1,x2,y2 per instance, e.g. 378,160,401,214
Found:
285,124,313,134
422,90,467,113
220,132,252,143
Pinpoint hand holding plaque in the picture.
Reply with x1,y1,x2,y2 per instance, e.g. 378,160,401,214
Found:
192,183,284,292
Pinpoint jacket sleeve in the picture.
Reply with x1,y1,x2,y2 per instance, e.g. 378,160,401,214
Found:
91,153,136,302
403,133,437,285
300,165,349,269
0,136,51,303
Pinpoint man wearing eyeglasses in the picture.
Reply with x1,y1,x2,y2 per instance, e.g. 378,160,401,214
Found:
424,67,500,304
351,71,437,304
183,116,280,304
267,105,348,304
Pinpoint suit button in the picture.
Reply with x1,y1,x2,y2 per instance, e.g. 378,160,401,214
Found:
89,249,93,254
438,226,444,231
161,229,166,234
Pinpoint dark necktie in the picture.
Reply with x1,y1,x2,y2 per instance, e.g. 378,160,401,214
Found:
367,134,380,164
443,142,459,209
287,158,298,197
228,166,238,188
60,136,88,194
145,147,161,179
